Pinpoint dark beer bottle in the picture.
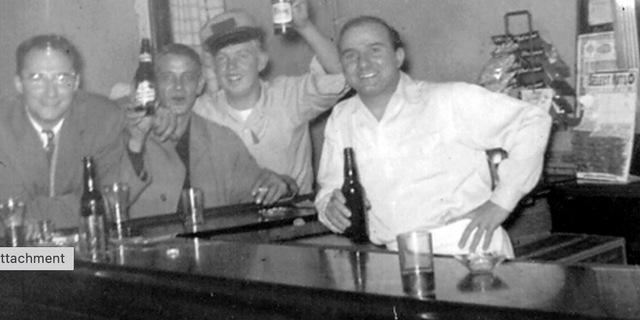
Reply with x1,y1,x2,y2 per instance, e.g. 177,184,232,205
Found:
79,157,108,262
133,38,156,115
341,148,368,243
272,0,293,35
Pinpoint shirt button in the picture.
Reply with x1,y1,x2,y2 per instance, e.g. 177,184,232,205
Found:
160,194,167,202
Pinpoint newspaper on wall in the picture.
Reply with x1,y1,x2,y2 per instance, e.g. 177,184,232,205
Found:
573,69,638,182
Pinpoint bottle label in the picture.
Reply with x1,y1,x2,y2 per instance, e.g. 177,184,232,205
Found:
135,81,156,105
272,2,293,24
140,52,152,63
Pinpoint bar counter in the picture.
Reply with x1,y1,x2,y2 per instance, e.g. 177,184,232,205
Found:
2,236,640,319
2,200,640,319
545,175,640,264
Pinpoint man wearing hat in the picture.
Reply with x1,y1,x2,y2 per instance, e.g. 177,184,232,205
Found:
194,0,348,195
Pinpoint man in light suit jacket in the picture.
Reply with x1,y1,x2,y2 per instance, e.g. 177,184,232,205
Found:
0,34,149,229
124,43,297,218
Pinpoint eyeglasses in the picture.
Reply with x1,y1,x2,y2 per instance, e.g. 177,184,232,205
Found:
23,72,77,88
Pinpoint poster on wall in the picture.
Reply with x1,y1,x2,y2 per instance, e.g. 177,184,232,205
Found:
576,32,618,98
573,69,638,182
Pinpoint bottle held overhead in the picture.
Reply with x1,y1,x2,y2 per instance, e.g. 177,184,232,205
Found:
133,38,156,116
272,0,293,35
341,148,368,243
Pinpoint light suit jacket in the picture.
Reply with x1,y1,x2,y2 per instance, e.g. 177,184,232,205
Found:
0,91,146,229
129,113,265,218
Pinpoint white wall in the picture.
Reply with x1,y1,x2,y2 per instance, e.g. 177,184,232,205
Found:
226,0,578,86
0,0,579,98
0,0,141,98
334,0,578,85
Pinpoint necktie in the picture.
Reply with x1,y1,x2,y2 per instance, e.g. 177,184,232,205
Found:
43,130,55,164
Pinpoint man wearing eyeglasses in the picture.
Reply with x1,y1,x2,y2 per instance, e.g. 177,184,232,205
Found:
0,34,154,229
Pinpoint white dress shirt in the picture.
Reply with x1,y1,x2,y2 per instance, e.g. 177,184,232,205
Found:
315,73,552,256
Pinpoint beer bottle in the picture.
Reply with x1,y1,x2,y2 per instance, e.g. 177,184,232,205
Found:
79,157,108,262
272,0,293,35
341,148,368,243
133,38,156,115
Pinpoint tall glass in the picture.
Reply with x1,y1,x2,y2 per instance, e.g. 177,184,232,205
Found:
179,188,205,233
103,182,131,241
1,198,27,247
397,230,435,299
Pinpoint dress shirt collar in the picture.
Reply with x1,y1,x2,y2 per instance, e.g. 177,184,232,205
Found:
352,72,413,123
26,112,64,148
219,80,267,123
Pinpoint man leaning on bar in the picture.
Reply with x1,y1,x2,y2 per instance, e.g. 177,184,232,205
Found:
315,16,552,257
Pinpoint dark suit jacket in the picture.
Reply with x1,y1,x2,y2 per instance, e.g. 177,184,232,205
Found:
0,91,145,228
130,113,265,218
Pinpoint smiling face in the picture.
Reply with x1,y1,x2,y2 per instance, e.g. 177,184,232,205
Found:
155,53,204,116
14,48,80,128
213,40,267,105
339,21,404,105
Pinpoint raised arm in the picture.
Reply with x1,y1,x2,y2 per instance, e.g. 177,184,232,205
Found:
292,0,341,74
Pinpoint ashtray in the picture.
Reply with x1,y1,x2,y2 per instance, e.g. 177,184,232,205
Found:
454,252,506,274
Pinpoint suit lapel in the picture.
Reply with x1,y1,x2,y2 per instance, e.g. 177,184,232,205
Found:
6,98,50,195
54,97,83,194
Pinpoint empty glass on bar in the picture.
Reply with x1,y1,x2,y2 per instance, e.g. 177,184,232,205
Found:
397,230,435,299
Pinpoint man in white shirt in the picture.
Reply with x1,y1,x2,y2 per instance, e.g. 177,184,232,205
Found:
193,0,348,194
315,16,552,256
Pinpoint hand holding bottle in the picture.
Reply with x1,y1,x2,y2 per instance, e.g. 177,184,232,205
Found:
151,105,178,142
319,148,369,243
291,0,311,30
322,189,352,233
124,98,155,153
322,189,371,234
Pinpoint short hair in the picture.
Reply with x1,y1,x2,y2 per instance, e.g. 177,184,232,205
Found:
339,16,404,51
154,43,203,72
16,34,83,74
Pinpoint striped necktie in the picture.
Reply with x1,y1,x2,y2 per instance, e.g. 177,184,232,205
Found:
43,130,55,164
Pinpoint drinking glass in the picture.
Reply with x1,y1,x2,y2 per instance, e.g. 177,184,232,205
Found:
1,198,27,247
103,182,131,241
179,188,205,233
397,230,435,299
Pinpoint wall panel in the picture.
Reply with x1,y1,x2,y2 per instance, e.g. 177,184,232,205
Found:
0,0,140,98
